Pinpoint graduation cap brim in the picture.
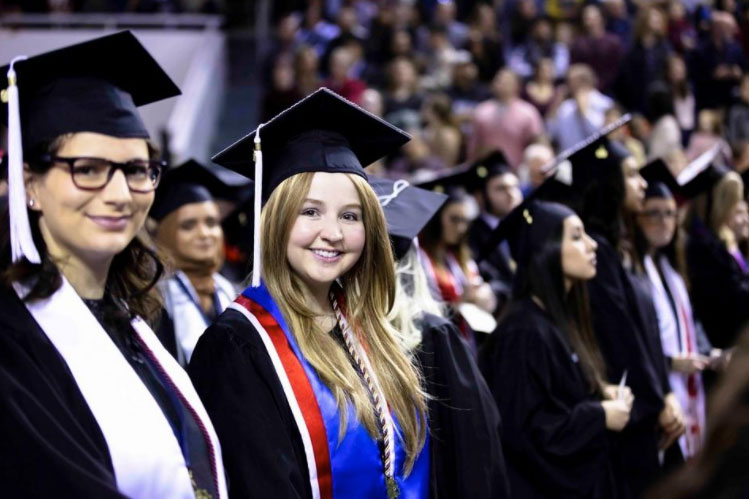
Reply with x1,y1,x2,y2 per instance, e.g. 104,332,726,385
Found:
0,31,179,113
676,144,727,199
414,165,475,195
211,88,410,198
370,178,448,259
542,114,633,175
150,159,253,221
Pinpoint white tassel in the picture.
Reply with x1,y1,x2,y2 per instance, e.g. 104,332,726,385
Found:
6,56,39,264
251,124,263,288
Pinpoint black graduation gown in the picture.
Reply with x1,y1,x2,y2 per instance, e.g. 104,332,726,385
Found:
687,222,749,349
478,298,617,498
469,216,514,313
188,307,510,499
414,313,511,499
586,234,667,497
0,284,125,498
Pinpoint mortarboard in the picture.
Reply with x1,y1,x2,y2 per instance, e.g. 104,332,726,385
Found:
150,159,252,222
211,87,411,287
742,169,749,200
370,177,448,260
462,150,513,192
479,175,573,262
676,144,729,199
640,158,679,199
2,31,180,264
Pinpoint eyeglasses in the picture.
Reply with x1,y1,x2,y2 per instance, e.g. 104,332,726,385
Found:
640,209,677,221
40,156,165,193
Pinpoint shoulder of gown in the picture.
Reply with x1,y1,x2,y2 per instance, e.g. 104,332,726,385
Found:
187,308,312,499
0,283,125,497
415,312,511,499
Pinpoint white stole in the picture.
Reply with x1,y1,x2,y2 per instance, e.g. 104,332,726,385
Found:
15,277,228,498
162,271,236,364
643,255,705,457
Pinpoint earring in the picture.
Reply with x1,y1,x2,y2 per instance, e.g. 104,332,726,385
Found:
28,199,35,208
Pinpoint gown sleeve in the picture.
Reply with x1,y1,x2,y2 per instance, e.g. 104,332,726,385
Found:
417,314,511,499
187,311,311,499
0,289,125,498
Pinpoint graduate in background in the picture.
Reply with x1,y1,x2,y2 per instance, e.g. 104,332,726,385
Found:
188,89,430,499
371,177,511,499
465,150,523,316
634,159,710,459
0,32,226,498
150,159,247,365
479,189,633,498
558,123,684,496
681,149,749,349
417,172,497,351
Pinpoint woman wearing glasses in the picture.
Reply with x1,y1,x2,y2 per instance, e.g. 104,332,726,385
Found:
0,33,227,498
634,160,710,460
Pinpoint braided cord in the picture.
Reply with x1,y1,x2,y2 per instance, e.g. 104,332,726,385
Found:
330,293,397,483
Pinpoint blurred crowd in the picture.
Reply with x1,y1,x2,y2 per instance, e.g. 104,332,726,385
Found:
259,0,749,189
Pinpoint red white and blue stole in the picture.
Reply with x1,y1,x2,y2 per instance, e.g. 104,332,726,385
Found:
228,283,430,499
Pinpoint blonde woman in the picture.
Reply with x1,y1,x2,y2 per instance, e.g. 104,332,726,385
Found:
188,89,430,499
372,177,511,498
686,166,749,348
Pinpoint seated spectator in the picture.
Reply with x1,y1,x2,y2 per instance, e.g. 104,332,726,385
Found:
518,142,555,194
323,46,367,104
422,92,463,167
605,105,648,165
508,16,570,80
448,59,490,113
294,44,321,97
646,81,683,160
687,109,733,163
522,57,564,118
422,26,461,90
603,0,633,47
726,73,749,147
667,0,697,53
261,54,302,122
467,68,544,168
571,4,624,93
665,54,696,142
298,0,340,56
616,5,671,113
384,56,424,131
433,0,469,49
548,64,614,150
321,5,367,72
466,4,505,82
509,0,539,46
692,11,747,110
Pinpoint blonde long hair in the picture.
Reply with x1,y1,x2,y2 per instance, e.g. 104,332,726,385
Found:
260,172,428,472
388,243,445,351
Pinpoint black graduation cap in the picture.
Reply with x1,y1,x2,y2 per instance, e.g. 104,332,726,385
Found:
742,169,749,200
2,31,180,265
484,195,576,269
211,87,410,202
211,87,411,288
0,30,180,151
413,165,474,199
462,150,513,192
150,159,253,221
479,175,573,261
677,145,729,199
370,177,448,260
640,158,679,199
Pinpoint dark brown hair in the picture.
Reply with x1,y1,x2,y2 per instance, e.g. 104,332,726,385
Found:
0,135,164,324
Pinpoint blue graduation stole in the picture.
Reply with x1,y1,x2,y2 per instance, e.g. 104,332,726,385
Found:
229,283,430,499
